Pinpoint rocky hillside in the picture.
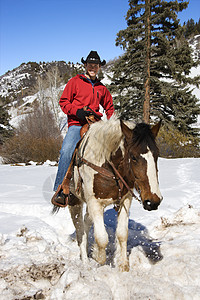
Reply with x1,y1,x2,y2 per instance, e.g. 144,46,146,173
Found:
0,61,84,106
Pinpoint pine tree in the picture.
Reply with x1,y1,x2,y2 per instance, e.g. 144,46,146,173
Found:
184,18,196,38
110,0,200,136
0,105,13,144
183,18,200,38
196,19,200,34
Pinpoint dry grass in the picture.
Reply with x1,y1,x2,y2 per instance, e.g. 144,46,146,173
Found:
0,104,63,163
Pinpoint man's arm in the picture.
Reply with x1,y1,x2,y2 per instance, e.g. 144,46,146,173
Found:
59,78,78,116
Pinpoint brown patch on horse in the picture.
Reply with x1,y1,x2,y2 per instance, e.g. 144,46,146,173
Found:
93,149,124,200
93,148,135,200
93,161,120,200
111,148,123,167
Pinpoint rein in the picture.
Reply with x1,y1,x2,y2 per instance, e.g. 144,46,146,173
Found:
76,152,141,210
80,157,116,179
108,161,141,204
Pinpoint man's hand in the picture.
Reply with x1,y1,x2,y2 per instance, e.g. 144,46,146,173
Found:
76,108,91,121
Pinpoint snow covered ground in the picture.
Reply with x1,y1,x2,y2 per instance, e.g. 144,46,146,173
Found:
0,158,200,300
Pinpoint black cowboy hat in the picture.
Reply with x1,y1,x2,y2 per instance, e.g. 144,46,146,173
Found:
81,51,106,66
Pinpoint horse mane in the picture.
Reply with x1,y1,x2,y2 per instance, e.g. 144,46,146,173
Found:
81,116,135,164
80,119,158,165
132,123,158,153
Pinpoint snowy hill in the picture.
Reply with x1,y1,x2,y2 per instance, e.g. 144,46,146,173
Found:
0,60,84,127
0,158,200,299
0,61,71,101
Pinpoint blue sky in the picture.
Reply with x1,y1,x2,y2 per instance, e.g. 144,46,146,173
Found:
0,0,199,75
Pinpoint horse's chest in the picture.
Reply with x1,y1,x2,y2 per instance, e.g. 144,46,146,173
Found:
93,173,119,201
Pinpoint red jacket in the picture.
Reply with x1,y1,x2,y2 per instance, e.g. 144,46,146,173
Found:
59,74,114,127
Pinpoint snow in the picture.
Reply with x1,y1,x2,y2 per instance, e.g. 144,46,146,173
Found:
189,64,200,102
0,65,31,98
0,158,200,299
101,71,112,86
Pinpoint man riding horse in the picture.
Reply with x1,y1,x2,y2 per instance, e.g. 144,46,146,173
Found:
51,52,163,271
52,51,114,207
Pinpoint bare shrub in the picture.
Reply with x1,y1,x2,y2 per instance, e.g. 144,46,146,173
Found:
0,104,63,163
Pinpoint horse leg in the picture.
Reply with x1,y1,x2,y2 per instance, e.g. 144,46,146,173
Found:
68,202,89,263
87,198,108,265
116,197,132,272
83,207,93,252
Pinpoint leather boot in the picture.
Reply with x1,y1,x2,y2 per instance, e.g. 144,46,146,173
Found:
51,185,68,207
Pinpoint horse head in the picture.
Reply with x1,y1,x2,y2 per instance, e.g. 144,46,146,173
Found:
120,120,162,211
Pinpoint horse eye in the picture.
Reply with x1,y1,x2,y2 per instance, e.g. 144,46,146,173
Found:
130,154,137,162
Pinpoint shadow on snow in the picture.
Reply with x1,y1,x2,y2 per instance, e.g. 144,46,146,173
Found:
70,208,163,267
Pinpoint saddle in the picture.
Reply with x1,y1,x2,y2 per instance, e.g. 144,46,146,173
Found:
51,114,99,208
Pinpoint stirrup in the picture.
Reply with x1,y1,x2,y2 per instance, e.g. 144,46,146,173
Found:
51,185,69,208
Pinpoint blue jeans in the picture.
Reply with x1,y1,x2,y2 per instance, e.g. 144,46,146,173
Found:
53,125,81,191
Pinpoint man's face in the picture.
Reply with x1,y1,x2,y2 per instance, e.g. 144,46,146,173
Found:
85,63,100,80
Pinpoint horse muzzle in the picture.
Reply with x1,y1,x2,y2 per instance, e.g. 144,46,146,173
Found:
143,198,162,211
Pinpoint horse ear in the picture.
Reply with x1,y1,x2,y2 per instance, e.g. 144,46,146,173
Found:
151,120,162,138
120,120,132,141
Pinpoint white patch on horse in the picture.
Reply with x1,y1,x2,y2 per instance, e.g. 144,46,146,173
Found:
141,148,162,198
81,118,123,165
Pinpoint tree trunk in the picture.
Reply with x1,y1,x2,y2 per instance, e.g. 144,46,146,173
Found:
143,0,151,124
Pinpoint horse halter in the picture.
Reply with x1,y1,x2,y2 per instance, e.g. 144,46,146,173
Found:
108,161,141,209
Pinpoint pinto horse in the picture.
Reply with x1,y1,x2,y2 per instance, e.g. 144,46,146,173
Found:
68,118,162,271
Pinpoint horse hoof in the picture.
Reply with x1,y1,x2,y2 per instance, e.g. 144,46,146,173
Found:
92,244,106,265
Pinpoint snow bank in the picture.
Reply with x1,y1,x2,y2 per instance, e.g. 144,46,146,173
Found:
0,158,200,299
